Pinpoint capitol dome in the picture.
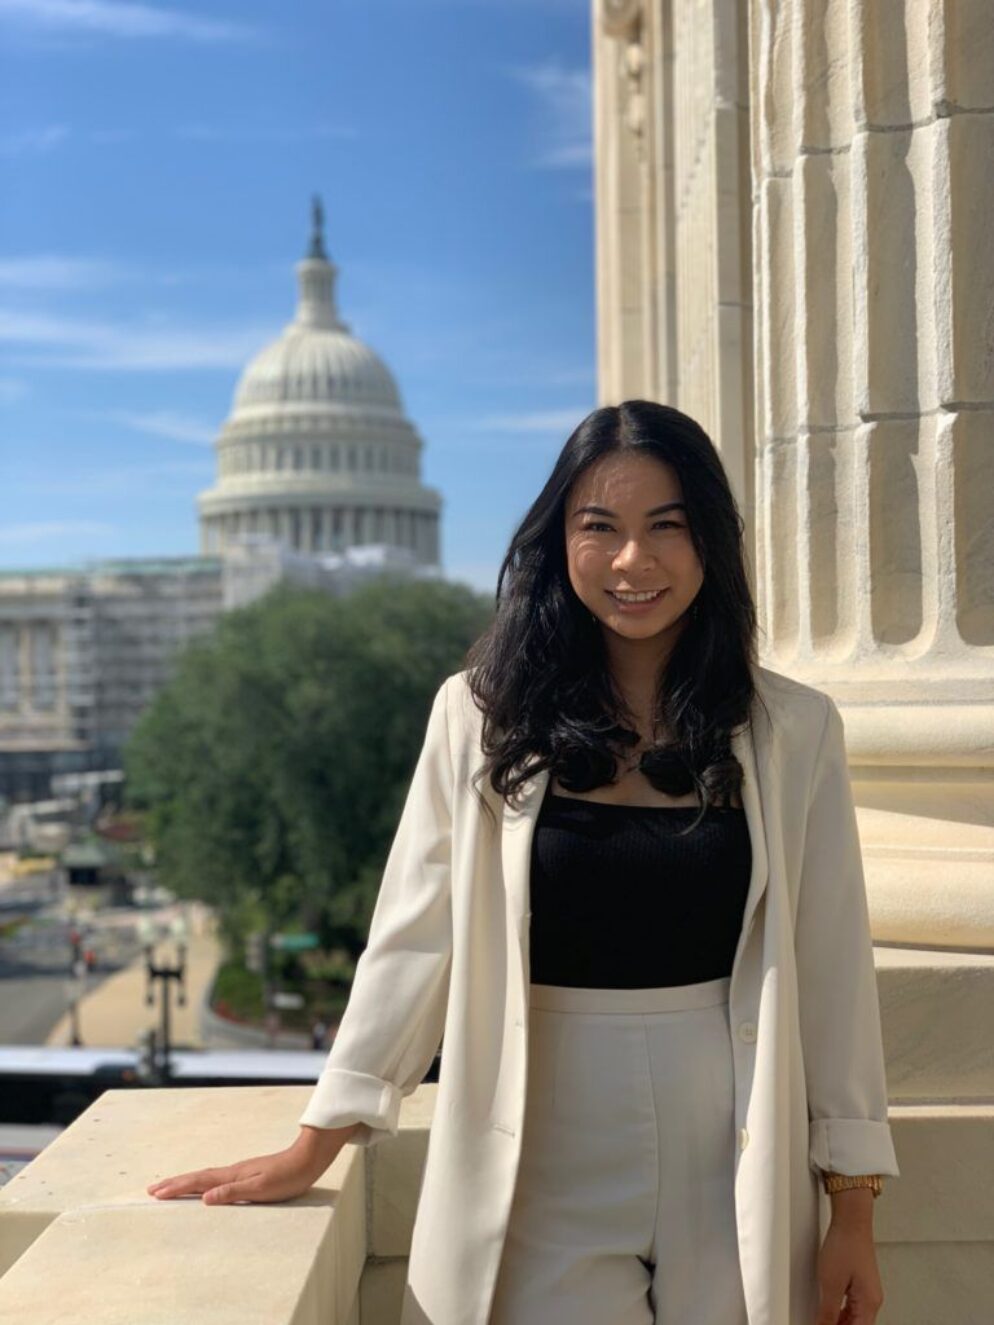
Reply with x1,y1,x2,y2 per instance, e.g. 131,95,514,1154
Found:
233,329,403,413
197,197,442,566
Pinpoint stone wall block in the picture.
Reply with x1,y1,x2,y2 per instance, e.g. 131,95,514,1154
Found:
804,429,845,649
761,437,800,658
877,1241,993,1325
941,113,994,404
797,152,852,427
798,0,854,150
359,1260,407,1325
716,301,753,514
852,125,938,417
854,0,933,127
754,0,798,174
878,951,994,1102
714,104,751,305
943,0,994,110
759,175,798,441
952,411,994,646
866,417,928,648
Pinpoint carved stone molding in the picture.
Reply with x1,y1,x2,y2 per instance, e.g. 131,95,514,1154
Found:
621,37,646,152
601,0,643,39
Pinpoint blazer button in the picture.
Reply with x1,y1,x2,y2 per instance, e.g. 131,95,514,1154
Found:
738,1127,749,1151
737,1021,757,1043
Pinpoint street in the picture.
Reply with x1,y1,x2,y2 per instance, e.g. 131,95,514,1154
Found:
0,869,143,1047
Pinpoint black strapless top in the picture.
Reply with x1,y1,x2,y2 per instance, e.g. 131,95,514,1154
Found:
528,788,752,989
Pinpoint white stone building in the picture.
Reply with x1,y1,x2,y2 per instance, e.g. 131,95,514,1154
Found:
197,198,443,566
0,558,223,803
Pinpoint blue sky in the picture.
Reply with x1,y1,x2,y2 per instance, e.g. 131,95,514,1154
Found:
0,0,596,592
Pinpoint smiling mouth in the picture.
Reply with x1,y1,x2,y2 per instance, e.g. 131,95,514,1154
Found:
606,589,667,602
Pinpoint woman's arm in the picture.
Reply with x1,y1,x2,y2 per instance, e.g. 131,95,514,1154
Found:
297,676,455,1146
793,695,900,1181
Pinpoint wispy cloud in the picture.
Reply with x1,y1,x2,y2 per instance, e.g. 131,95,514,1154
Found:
0,307,275,370
0,255,127,289
1,122,354,157
505,57,592,170
96,408,217,444
0,519,118,546
0,252,226,290
0,124,70,156
470,407,589,433
0,0,257,43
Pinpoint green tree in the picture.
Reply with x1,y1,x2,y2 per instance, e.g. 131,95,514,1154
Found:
124,575,491,956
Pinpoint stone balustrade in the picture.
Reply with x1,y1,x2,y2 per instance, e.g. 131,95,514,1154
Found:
0,1084,435,1324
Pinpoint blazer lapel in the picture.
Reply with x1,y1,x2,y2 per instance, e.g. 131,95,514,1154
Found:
730,703,771,945
500,764,550,938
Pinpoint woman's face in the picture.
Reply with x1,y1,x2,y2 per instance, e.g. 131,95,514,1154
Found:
564,451,704,645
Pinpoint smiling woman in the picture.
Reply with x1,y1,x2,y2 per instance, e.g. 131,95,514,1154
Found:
463,398,760,830
148,399,897,1325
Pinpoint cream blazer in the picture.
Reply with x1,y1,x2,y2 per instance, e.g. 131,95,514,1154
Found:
298,664,900,1325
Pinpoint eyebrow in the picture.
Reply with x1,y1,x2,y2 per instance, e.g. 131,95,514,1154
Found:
571,503,686,519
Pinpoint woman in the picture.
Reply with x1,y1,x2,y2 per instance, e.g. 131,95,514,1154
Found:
148,401,900,1325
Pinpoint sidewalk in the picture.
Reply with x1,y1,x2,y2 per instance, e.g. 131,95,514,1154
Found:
44,902,221,1051
43,902,315,1052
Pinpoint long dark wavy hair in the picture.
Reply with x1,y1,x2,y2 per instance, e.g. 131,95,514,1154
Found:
462,399,768,835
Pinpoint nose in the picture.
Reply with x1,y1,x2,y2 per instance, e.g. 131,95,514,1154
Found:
612,537,655,570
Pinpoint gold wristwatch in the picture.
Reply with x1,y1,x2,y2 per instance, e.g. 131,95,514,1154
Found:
822,1172,883,1198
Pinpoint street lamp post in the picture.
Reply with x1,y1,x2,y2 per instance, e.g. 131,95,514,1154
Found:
138,911,189,1084
64,900,86,1047
64,954,86,1047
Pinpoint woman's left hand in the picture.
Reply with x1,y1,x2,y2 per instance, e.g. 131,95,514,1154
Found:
813,1218,884,1324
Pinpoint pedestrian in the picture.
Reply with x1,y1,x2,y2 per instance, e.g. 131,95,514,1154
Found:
148,401,900,1325
309,1016,329,1052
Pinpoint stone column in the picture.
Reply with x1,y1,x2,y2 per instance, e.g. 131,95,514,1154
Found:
749,0,994,950
277,508,291,547
593,0,755,532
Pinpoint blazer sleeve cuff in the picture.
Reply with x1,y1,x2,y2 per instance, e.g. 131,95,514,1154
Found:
809,1116,901,1177
297,1069,403,1148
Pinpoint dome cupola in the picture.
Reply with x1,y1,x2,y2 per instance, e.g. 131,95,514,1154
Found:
196,196,442,567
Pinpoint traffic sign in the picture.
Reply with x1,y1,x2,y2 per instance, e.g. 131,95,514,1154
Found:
269,933,319,951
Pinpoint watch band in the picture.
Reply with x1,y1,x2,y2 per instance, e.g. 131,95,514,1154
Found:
822,1171,883,1198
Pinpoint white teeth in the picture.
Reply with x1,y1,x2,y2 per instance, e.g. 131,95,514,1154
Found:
610,590,661,603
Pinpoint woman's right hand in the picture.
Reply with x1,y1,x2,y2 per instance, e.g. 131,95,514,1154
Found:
146,1124,357,1205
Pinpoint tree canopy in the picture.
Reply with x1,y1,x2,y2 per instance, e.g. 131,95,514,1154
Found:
124,575,492,954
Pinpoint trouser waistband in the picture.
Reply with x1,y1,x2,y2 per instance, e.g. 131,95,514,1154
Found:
528,975,731,1014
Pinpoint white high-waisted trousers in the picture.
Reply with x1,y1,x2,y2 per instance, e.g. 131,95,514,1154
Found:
489,975,749,1325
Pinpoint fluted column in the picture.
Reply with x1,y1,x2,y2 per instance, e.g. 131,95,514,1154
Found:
749,0,994,949
594,0,755,536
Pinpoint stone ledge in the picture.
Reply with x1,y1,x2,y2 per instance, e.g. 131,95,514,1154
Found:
876,1104,994,1245
0,1085,368,1324
876,948,994,1100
